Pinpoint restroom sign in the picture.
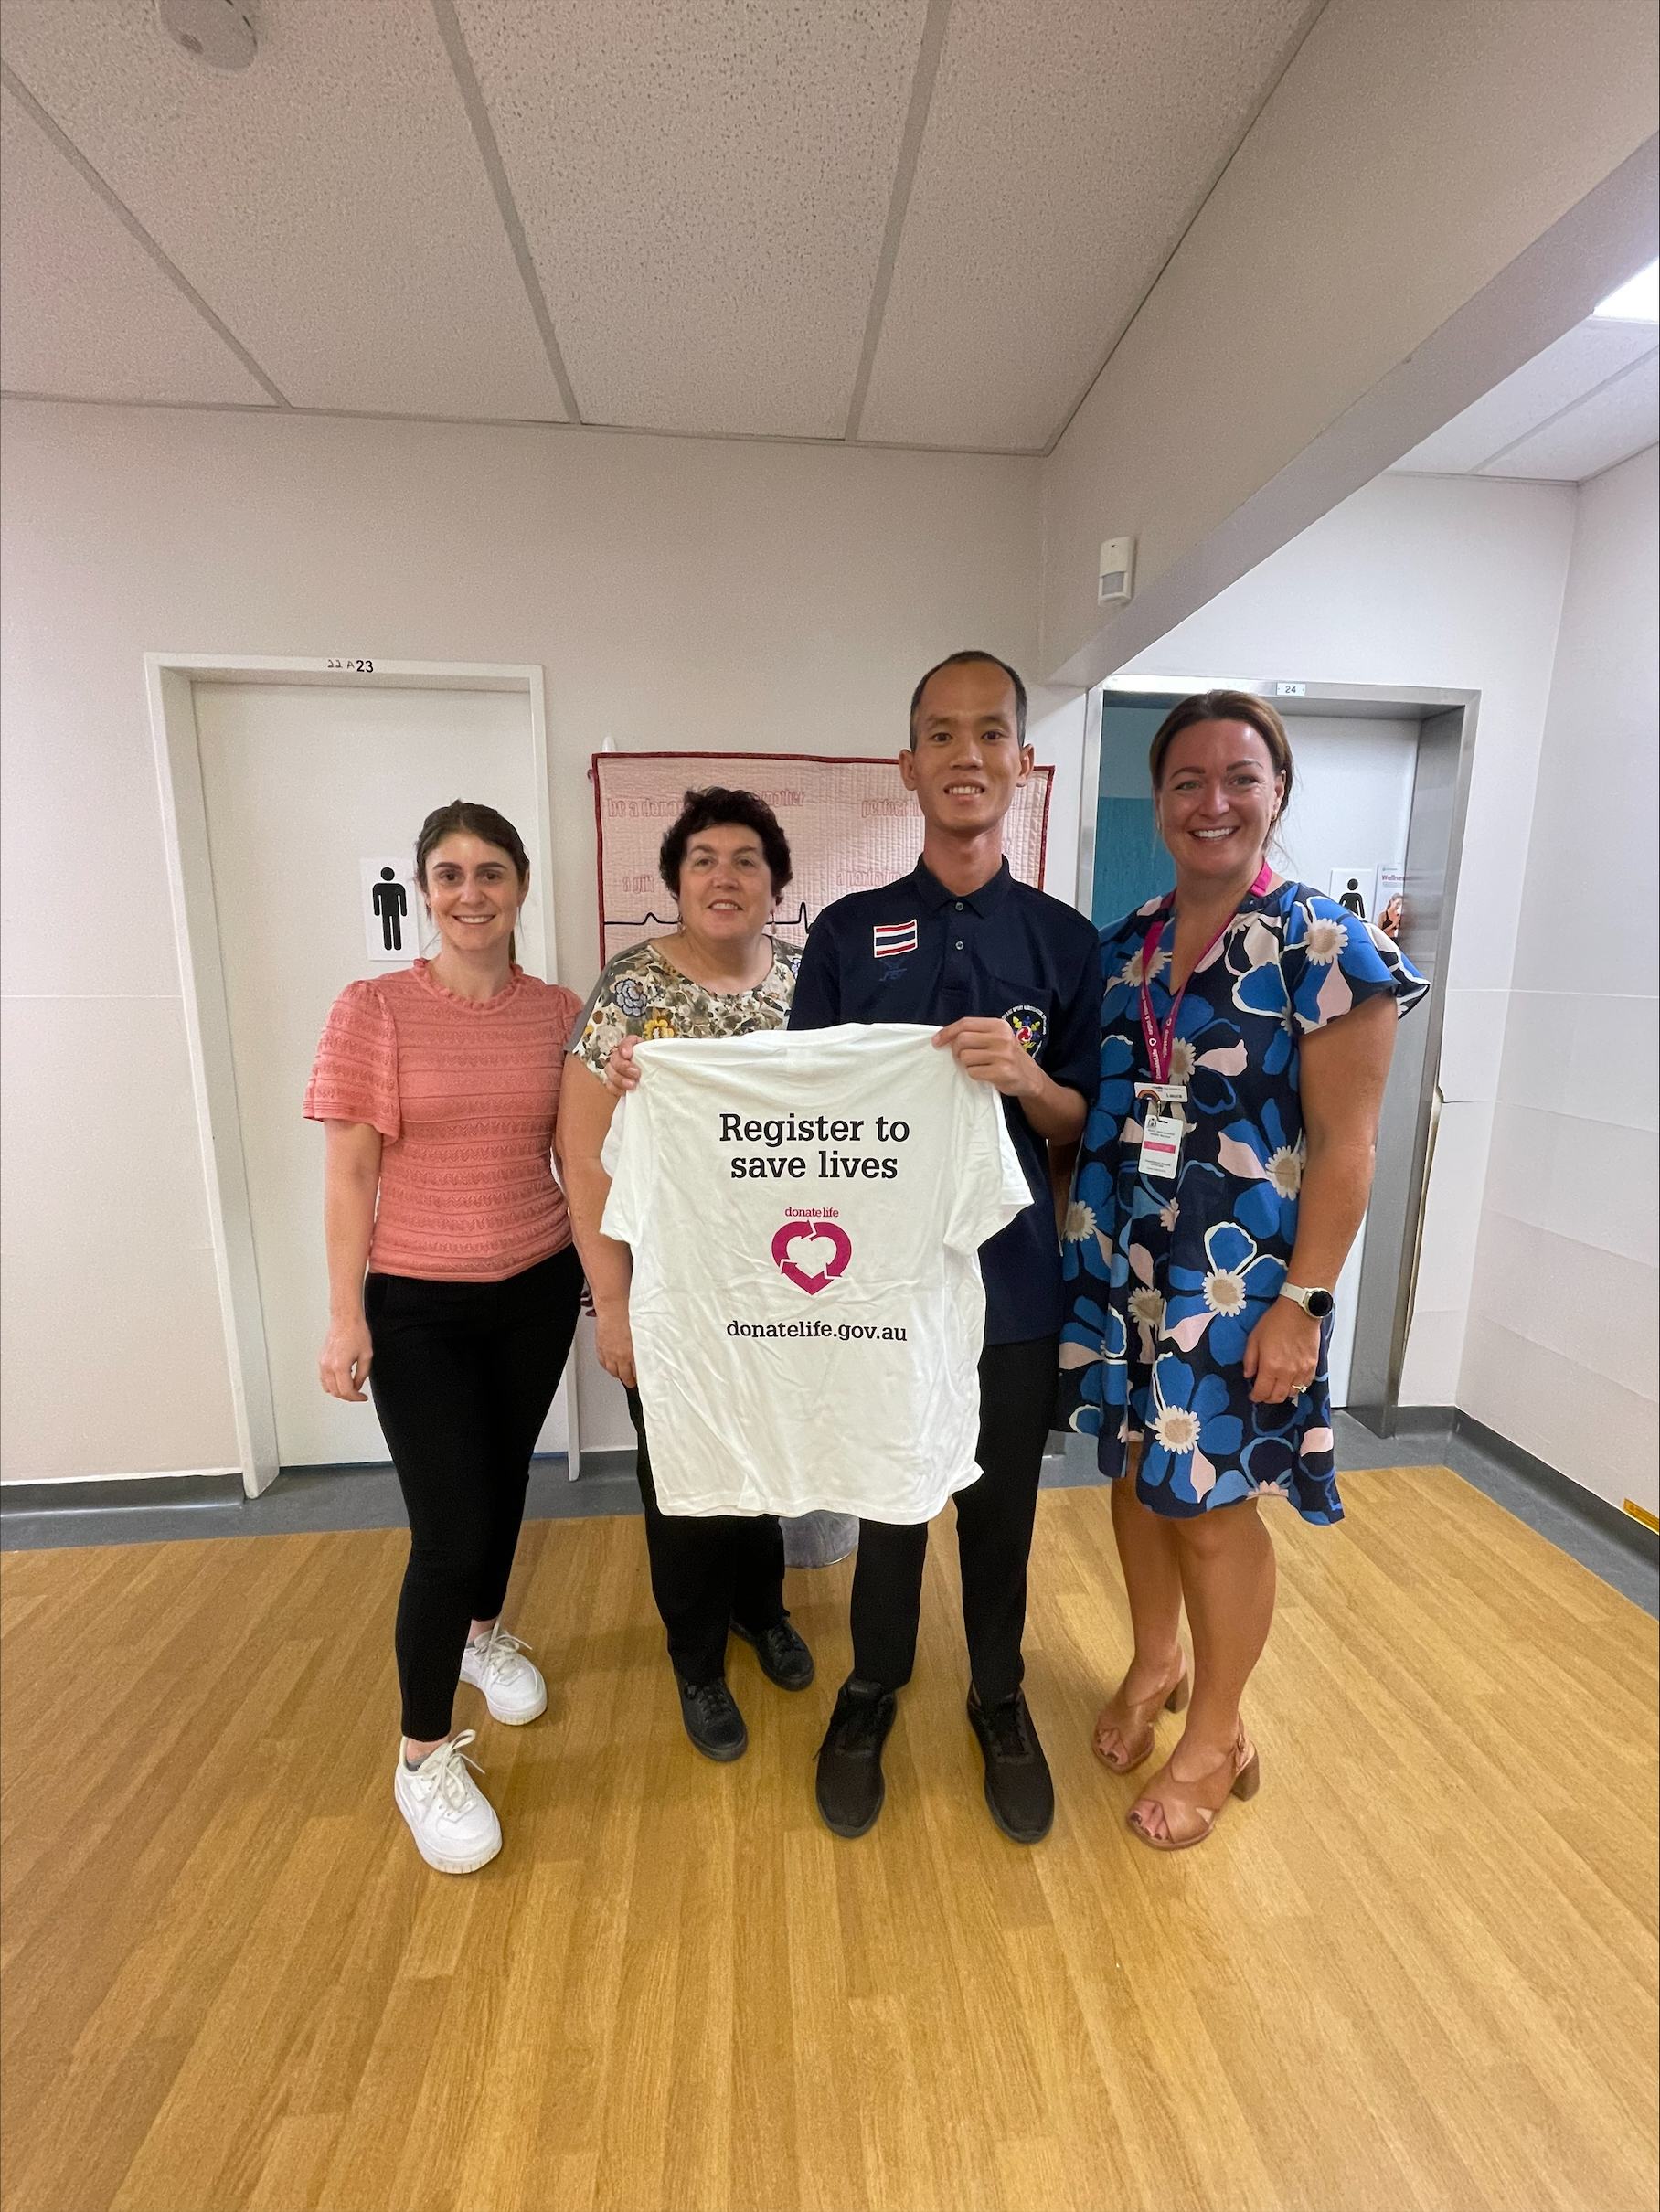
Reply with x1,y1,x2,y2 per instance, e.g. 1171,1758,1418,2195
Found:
360,856,420,964
1329,866,1378,921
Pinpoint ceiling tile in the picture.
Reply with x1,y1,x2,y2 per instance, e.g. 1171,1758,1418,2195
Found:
857,0,1319,452
1481,348,1658,482
1,84,270,405
1391,319,1658,474
0,0,565,419
454,0,929,438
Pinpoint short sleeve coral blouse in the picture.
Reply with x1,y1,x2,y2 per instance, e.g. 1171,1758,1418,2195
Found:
304,961,584,1281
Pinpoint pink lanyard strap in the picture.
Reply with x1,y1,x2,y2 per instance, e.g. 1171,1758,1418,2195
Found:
1138,862,1272,1084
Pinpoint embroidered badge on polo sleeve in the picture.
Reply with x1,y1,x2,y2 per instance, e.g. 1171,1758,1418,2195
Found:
873,920,919,960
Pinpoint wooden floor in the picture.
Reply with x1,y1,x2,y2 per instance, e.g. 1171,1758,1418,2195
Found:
2,1470,1655,2212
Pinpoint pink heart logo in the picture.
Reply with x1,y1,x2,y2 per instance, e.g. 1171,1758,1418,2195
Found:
771,1219,852,1295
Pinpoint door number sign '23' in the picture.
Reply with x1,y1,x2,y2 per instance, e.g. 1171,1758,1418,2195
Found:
771,1218,851,1295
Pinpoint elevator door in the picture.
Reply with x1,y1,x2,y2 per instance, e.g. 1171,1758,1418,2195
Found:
1090,701,1419,1405
194,680,569,1468
1271,718,1418,1404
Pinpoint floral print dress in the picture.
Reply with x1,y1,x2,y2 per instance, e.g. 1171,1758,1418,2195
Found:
569,937,802,1076
1057,878,1425,1524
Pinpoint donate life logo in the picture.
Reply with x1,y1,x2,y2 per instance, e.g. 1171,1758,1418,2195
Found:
771,1218,851,1295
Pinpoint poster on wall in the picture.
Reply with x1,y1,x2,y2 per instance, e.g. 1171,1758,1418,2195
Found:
1376,864,1405,940
591,752,1053,964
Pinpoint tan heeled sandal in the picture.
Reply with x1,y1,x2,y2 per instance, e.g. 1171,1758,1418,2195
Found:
1091,1665,1191,1775
1126,1727,1260,1851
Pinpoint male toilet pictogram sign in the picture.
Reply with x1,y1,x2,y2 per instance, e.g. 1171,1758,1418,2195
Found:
359,856,423,965
373,868,407,951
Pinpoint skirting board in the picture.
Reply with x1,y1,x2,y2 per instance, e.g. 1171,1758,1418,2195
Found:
0,1455,618,1553
4,1428,1653,1615
1348,1402,1659,1565
0,1473,245,1515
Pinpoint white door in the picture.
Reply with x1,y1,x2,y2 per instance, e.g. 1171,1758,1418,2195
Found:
194,681,571,1468
1272,716,1419,1406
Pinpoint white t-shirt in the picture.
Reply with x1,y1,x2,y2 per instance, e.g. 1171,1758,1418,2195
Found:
601,1022,1031,1522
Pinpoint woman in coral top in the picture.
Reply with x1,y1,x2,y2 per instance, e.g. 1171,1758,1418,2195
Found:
305,801,584,1876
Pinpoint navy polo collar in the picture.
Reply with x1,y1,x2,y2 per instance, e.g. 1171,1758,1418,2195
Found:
909,856,1013,917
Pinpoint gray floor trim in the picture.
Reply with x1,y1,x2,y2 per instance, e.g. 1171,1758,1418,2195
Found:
5,1419,1655,1620
1336,1409,1655,1616
1027,1418,1655,1618
0,1456,637,1553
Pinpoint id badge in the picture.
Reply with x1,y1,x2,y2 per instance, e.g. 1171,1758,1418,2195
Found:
1141,1110,1184,1180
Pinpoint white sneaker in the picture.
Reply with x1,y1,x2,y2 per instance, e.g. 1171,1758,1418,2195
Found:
393,1731,502,1875
459,1622,548,1725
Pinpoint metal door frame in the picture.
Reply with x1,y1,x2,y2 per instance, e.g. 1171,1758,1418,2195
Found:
1082,675,1481,1434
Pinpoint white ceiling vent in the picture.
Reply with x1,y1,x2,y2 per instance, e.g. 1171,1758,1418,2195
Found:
157,0,256,72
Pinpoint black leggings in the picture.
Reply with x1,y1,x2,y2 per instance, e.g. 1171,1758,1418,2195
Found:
850,1335,1059,1708
367,1246,582,1739
627,1388,786,1686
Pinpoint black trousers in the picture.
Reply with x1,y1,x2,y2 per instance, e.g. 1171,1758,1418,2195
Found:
627,1388,786,1686
367,1245,583,1739
850,1334,1059,1709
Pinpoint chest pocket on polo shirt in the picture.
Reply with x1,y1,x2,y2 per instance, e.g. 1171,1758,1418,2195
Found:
992,979,1055,1063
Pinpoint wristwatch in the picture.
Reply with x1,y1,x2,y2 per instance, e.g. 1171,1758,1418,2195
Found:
1280,1282,1335,1319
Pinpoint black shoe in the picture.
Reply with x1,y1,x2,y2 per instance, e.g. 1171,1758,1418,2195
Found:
814,1677,898,1838
968,1686,1054,1845
730,1612,815,1691
676,1674,748,1762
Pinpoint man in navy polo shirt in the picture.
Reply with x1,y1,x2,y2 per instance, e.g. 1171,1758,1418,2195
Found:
790,650,1099,1845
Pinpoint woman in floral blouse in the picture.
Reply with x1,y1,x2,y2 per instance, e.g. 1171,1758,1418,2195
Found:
1058,692,1424,1849
558,788,815,1763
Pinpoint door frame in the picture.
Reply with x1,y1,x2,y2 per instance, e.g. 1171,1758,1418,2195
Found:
1081,675,1481,1433
145,654,569,1497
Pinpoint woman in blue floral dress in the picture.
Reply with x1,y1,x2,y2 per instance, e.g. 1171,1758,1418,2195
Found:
1059,691,1424,1849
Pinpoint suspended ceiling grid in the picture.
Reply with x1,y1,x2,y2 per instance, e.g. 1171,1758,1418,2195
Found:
1389,314,1658,484
0,0,1318,452
2,1,1654,479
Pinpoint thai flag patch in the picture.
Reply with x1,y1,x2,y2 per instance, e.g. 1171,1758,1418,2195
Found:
873,920,919,960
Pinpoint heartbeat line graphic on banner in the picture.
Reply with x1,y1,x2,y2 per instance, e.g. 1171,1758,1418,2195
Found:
603,902,814,934
591,751,1051,965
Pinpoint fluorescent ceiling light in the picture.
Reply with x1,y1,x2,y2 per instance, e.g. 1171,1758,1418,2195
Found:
1593,261,1659,322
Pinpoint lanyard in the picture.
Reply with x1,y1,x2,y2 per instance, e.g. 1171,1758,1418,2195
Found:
1138,861,1272,1083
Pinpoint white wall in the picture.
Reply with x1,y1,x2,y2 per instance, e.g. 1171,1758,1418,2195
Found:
0,399,1043,1478
1039,0,1656,686
1461,446,1658,1515
1116,471,1580,1407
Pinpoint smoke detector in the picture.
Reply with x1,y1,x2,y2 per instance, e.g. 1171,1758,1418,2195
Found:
158,0,257,70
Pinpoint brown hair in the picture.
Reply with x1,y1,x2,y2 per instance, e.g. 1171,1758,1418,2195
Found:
659,787,793,899
1148,689,1293,827
414,800,530,962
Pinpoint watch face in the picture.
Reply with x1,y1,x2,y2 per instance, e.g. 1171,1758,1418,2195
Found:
1306,1290,1335,1319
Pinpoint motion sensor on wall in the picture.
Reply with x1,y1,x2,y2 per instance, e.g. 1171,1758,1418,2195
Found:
1098,537,1136,606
